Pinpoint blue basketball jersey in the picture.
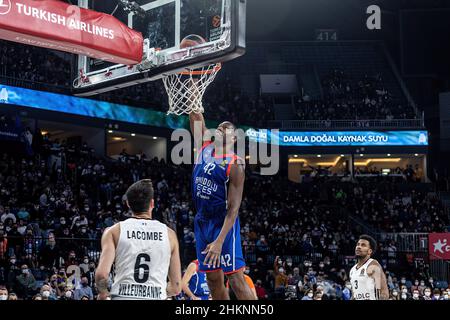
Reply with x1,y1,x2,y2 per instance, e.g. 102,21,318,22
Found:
192,141,246,274
187,260,210,299
192,142,238,220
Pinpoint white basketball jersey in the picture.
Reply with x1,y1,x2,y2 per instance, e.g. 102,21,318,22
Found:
110,218,171,300
349,258,377,300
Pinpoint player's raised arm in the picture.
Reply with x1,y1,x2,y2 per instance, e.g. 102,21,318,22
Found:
181,262,200,300
95,226,117,300
202,159,245,268
166,227,182,298
368,261,389,300
189,81,208,148
189,112,207,139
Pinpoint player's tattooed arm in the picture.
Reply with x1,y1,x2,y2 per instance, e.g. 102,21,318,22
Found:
368,262,389,300
202,159,245,268
96,279,109,294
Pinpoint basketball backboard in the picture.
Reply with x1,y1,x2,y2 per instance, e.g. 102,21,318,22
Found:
73,0,246,96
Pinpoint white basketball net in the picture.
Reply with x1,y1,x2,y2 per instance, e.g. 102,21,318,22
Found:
162,63,221,115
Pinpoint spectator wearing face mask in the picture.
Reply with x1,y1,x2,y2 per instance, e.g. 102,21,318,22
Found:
256,235,269,253
16,264,36,299
0,207,16,224
432,289,442,301
273,256,288,299
0,286,8,301
302,289,314,300
300,260,312,275
74,276,93,300
79,256,90,274
289,267,302,286
400,285,410,299
40,284,56,300
443,290,450,300
60,286,73,300
417,280,426,294
400,291,408,300
390,289,399,300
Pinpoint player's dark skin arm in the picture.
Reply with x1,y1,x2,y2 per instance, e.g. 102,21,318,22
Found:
202,160,245,268
189,112,208,150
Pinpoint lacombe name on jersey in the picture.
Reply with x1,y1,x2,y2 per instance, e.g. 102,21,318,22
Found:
126,230,163,241
118,283,162,299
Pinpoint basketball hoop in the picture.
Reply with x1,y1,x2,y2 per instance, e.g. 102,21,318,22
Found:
162,63,222,116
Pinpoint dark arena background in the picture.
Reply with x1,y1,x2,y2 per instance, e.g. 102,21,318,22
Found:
0,0,450,306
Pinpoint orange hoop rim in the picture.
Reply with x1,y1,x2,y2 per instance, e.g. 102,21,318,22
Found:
179,63,222,76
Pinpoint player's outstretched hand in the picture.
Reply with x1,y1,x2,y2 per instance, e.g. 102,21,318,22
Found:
202,240,223,269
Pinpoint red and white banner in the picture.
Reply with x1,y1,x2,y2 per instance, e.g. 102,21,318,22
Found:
0,0,143,65
428,233,450,260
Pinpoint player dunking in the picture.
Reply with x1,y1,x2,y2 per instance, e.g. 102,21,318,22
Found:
189,106,256,300
95,180,182,300
349,235,389,300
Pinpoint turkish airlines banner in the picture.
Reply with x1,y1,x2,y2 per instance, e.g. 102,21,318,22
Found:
428,233,450,260
0,0,143,65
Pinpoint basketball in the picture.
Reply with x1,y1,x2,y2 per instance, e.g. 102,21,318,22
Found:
180,34,207,49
